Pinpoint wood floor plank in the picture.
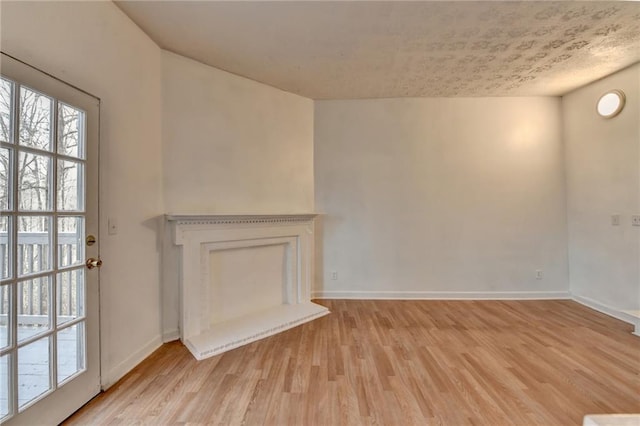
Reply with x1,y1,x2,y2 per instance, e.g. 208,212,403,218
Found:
65,300,640,425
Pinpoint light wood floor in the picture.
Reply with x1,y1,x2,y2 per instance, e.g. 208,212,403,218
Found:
65,300,640,425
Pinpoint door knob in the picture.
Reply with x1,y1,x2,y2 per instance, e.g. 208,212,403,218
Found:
86,258,103,269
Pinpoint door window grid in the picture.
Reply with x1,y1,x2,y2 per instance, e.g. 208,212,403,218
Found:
0,76,87,421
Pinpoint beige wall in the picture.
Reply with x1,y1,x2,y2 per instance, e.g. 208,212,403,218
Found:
162,51,314,215
1,1,163,387
314,97,569,298
563,64,640,312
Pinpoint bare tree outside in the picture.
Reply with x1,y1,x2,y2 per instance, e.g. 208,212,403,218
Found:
0,76,85,328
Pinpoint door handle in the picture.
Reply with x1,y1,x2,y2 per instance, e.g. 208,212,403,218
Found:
86,258,103,269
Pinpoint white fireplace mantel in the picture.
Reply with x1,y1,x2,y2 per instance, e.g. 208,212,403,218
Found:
162,214,329,360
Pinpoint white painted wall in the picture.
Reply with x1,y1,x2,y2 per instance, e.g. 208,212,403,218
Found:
1,2,163,387
161,51,314,215
564,64,640,312
314,97,569,298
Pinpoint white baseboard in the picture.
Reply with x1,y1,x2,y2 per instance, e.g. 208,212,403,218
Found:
102,335,163,390
625,311,640,337
162,328,180,343
572,294,640,331
312,290,571,300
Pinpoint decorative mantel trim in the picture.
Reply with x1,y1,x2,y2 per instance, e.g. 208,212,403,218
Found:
166,214,318,226
162,213,328,360
166,214,319,245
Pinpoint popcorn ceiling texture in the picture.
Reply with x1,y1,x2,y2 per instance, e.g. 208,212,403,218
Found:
117,1,640,99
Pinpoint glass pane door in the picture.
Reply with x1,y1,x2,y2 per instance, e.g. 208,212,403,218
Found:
0,53,99,424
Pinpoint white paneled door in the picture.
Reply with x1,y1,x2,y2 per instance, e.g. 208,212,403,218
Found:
0,53,100,425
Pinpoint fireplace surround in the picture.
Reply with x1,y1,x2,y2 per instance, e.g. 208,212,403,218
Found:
162,214,329,360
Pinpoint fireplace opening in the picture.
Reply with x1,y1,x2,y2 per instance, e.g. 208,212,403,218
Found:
208,243,288,325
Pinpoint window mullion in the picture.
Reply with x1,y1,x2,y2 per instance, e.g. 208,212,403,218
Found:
51,99,59,392
9,79,19,419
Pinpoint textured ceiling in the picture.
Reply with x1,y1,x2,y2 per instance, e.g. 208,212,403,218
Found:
116,1,640,99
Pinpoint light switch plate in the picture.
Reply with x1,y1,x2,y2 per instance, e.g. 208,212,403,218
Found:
108,217,118,235
611,214,621,226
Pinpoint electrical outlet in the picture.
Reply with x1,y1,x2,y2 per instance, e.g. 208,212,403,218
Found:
331,271,338,280
611,214,620,226
632,215,640,227
535,270,543,280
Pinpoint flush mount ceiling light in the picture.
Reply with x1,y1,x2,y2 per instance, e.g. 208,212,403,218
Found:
596,90,626,118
